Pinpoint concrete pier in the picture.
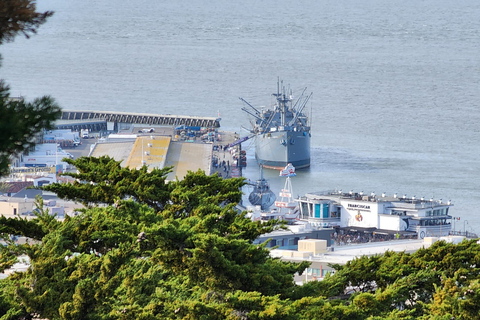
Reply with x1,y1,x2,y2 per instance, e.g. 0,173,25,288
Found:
60,110,220,128
74,127,244,181
210,131,243,179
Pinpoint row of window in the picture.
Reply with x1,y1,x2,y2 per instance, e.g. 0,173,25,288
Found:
307,267,336,278
419,219,449,226
426,208,449,216
267,238,298,248
300,202,341,219
300,202,450,221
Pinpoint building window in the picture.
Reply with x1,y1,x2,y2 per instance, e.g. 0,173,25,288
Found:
300,202,309,219
323,203,329,218
315,204,321,218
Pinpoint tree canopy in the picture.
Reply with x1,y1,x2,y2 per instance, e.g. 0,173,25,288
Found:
1,157,480,319
1,157,309,319
0,0,60,177
0,84,61,176
0,0,53,46
1,2,480,318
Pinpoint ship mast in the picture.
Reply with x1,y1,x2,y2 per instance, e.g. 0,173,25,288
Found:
272,79,292,127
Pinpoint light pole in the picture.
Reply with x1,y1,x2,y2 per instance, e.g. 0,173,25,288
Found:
452,217,460,234
464,220,469,236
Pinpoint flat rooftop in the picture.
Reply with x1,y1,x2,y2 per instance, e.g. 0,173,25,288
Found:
126,136,171,170
89,134,213,179
90,141,135,166
272,236,467,266
165,141,212,181
303,190,451,209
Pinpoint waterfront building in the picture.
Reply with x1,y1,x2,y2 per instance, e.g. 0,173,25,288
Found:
297,191,452,239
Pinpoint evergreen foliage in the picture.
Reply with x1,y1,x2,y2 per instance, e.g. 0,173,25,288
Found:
1,159,307,319
2,2,480,318
0,0,60,177
42,156,172,210
1,157,480,319
0,83,61,176
0,0,53,45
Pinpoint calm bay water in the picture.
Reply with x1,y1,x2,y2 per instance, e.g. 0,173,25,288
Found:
2,0,480,232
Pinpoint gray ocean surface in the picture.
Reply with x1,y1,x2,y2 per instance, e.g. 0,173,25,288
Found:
1,0,479,233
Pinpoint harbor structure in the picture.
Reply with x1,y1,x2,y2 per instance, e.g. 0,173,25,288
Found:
5,109,242,186
18,143,72,172
56,110,220,133
297,190,453,239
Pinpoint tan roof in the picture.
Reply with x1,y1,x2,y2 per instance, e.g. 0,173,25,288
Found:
165,141,212,181
90,141,135,166
125,136,171,170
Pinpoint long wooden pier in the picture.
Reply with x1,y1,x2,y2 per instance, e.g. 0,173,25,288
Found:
60,110,221,128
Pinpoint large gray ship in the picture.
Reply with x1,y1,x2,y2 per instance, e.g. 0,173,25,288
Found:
241,80,312,169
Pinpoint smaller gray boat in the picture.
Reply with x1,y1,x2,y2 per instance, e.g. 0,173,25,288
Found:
247,165,275,211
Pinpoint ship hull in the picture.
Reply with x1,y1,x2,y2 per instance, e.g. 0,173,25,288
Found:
255,130,310,169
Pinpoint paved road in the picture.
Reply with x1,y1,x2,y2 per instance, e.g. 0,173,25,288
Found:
65,137,96,159
211,131,243,179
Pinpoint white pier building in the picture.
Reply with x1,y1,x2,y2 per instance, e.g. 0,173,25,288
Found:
297,191,452,239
